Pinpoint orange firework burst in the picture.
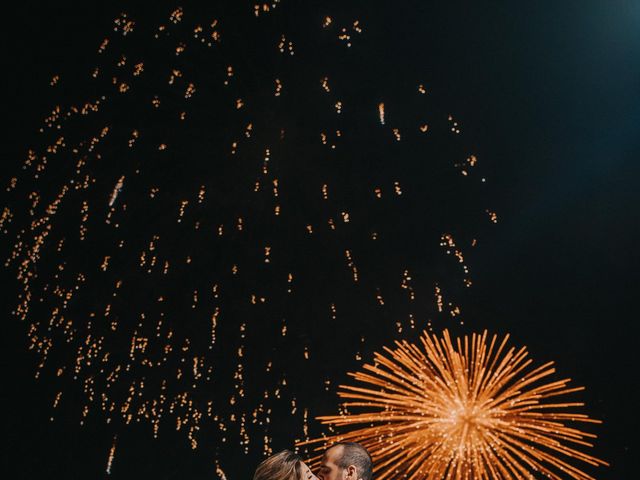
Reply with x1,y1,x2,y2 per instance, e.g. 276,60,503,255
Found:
300,330,607,480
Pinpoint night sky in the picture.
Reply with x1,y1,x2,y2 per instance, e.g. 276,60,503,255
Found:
2,1,639,479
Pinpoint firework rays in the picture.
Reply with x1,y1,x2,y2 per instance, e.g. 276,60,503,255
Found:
301,330,607,480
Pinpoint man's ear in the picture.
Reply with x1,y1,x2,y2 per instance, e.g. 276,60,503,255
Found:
345,465,357,480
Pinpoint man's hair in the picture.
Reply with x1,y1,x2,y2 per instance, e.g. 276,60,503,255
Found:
253,449,302,480
333,442,373,480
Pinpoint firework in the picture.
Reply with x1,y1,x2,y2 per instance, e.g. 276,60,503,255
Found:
301,330,607,480
3,2,495,473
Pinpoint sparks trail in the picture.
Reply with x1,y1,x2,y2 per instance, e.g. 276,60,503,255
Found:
3,1,497,473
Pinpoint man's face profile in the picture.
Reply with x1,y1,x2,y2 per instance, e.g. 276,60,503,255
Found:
318,445,344,480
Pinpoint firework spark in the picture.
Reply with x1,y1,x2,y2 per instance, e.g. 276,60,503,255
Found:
301,330,607,480
3,3,496,472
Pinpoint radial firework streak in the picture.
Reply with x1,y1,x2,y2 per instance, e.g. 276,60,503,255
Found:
300,330,608,480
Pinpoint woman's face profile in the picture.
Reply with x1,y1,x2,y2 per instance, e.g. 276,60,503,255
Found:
300,461,319,480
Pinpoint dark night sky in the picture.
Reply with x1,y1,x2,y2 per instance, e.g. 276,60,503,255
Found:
2,1,639,479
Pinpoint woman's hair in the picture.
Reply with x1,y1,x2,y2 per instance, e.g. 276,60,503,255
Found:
253,450,303,480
